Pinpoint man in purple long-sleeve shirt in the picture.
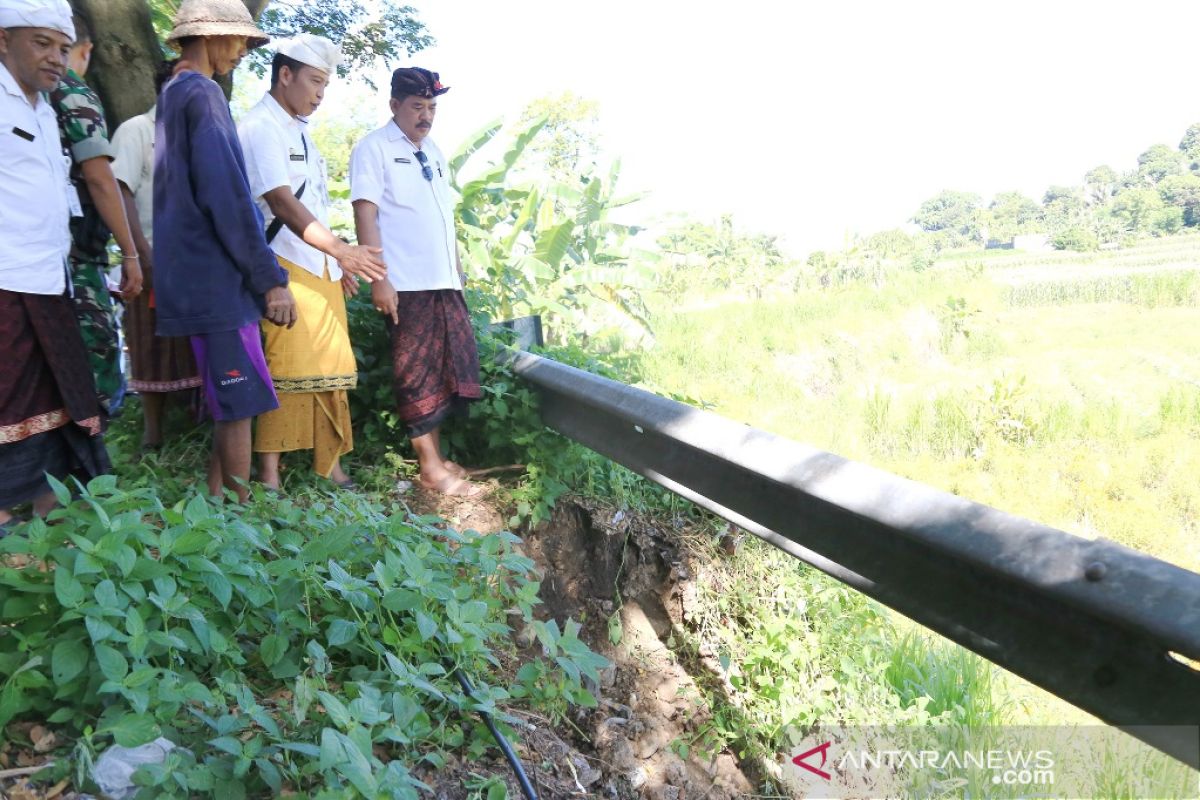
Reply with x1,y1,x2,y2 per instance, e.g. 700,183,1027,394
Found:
153,0,295,502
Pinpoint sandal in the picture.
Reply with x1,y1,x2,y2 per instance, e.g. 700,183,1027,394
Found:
418,474,483,498
334,478,358,491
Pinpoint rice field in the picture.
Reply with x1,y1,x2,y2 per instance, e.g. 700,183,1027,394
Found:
637,236,1200,796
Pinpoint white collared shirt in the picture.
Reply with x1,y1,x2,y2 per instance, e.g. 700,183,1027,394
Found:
0,61,72,295
349,122,460,292
110,106,155,245
238,92,338,280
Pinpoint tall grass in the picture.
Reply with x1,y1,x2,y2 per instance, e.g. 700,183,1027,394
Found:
640,237,1200,794
1004,269,1200,308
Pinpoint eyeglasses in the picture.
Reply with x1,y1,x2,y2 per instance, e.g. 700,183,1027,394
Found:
413,150,433,182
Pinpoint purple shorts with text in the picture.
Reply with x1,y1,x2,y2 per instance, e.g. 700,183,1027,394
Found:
189,323,278,422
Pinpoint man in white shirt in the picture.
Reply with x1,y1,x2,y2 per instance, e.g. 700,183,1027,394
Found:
350,67,483,497
0,0,109,530
239,34,387,491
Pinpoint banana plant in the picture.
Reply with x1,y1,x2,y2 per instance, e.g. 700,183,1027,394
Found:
450,117,655,345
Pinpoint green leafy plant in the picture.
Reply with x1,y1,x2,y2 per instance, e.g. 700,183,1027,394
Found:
453,118,655,346
0,476,606,798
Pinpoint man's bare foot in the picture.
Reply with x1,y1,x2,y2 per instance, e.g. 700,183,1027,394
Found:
419,472,483,498
443,460,469,478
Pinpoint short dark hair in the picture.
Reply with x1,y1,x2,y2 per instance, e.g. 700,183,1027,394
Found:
71,13,91,44
270,52,305,88
155,58,179,95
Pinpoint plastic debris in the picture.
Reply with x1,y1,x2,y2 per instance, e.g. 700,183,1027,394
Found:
92,737,177,800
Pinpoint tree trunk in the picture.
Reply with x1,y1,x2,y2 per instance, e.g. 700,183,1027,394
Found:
72,0,162,129
73,0,270,125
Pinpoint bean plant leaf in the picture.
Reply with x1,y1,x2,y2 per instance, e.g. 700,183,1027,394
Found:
51,639,89,685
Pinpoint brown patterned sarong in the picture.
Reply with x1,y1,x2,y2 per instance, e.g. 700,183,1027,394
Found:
126,284,201,393
0,289,110,506
386,289,482,437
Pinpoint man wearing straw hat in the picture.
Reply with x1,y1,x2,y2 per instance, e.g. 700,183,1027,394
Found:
0,0,109,530
153,0,294,503
238,34,387,492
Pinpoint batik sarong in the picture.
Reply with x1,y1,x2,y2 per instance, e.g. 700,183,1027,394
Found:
385,289,482,437
0,289,110,507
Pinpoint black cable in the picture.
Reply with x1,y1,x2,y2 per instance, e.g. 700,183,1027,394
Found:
453,666,539,800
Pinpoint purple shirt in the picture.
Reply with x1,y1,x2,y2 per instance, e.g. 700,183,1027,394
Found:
152,71,286,336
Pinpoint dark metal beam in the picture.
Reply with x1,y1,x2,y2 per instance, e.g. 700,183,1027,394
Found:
507,350,1200,769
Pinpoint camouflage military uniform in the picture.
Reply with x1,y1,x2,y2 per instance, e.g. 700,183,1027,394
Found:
51,69,124,415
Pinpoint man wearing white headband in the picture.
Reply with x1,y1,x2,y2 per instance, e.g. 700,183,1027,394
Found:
238,33,386,492
0,0,110,531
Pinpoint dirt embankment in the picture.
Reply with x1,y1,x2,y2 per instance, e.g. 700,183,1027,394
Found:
420,491,766,800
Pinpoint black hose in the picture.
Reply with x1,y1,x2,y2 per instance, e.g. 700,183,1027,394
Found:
453,666,540,800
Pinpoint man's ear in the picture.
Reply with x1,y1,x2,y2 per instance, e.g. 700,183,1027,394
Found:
389,96,400,115
0,28,10,59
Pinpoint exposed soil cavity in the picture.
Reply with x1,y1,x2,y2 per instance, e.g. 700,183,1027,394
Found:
410,486,762,798
517,498,755,799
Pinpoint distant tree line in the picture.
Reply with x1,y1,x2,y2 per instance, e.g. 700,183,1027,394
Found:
911,122,1200,252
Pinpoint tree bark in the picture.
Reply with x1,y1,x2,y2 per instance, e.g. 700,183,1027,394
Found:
77,1,274,121
72,0,162,129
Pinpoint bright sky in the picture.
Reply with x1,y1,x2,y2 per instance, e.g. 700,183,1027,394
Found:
310,0,1200,256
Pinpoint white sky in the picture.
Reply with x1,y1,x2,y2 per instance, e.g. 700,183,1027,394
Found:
306,0,1200,256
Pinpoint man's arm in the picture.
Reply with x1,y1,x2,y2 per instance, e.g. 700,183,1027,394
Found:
186,83,292,325
80,158,142,300
118,183,152,289
262,188,387,281
353,199,397,325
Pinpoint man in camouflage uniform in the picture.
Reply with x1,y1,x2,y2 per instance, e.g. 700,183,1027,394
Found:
50,12,141,415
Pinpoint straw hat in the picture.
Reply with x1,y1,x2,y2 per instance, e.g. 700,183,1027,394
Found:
166,0,270,50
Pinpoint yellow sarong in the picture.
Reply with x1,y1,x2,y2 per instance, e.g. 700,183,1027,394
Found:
253,257,356,478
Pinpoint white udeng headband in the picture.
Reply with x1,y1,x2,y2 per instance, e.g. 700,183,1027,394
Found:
276,34,342,76
0,0,76,41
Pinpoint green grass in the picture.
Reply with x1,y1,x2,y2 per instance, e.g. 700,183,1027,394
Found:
639,237,1200,796
642,243,1200,572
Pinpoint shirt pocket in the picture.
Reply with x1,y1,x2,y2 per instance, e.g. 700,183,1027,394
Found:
383,154,424,209
0,122,38,167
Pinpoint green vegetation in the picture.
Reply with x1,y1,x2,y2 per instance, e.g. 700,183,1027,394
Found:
17,5,1200,793
640,240,1200,572
0,479,605,799
634,234,1200,795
